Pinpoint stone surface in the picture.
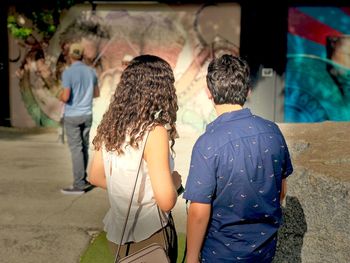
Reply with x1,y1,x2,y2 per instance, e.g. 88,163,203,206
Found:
274,122,350,263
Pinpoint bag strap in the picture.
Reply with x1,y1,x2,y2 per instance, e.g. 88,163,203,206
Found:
114,131,149,262
114,131,169,262
156,206,169,252
180,200,189,263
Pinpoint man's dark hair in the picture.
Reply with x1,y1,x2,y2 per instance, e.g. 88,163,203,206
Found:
206,54,250,106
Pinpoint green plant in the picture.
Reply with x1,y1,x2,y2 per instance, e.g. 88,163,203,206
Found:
7,15,32,39
7,0,82,40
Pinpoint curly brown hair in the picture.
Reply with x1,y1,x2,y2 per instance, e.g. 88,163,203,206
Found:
93,55,178,154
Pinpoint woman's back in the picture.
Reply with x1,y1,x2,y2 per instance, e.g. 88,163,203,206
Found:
88,55,181,262
102,134,172,244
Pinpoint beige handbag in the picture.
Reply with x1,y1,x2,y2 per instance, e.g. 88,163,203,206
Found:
114,132,170,263
118,243,169,263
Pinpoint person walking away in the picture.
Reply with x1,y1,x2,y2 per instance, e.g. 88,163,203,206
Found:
59,43,99,195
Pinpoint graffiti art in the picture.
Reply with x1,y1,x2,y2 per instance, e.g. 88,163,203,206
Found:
9,3,241,134
286,7,350,122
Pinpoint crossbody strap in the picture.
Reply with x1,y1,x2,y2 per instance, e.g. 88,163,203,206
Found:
157,206,169,252
114,131,169,262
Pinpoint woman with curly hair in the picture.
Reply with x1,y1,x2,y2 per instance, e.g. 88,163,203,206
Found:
89,54,182,262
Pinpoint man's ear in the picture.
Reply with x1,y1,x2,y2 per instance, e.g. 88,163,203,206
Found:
247,89,252,98
205,86,213,100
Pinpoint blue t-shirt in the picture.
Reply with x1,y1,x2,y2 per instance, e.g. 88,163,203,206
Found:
183,108,293,263
62,61,98,117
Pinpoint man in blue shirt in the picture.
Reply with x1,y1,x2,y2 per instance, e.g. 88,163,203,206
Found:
58,43,99,194
183,55,293,262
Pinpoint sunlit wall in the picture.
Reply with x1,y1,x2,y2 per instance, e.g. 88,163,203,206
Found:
8,3,241,135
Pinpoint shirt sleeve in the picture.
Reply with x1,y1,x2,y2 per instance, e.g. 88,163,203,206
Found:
183,143,217,204
281,136,293,179
62,70,70,89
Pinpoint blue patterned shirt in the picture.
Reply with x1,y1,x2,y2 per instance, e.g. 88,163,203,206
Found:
183,108,293,262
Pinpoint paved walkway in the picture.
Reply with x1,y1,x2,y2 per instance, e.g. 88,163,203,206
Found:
0,127,196,263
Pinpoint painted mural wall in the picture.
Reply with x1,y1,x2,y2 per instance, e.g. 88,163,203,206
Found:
286,7,350,122
8,3,241,135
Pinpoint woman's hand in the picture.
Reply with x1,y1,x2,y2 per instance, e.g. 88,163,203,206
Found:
172,170,182,191
88,149,107,189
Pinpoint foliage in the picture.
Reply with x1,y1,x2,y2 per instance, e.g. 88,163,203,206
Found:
7,15,32,39
7,0,82,40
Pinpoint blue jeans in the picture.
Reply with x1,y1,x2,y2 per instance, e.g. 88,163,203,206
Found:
64,115,92,189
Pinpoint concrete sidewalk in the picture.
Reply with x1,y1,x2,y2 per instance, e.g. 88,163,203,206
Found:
0,127,196,263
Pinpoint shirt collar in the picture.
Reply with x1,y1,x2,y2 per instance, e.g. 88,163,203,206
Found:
71,61,84,66
206,108,253,131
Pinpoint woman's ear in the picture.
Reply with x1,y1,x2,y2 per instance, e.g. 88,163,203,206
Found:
205,86,213,100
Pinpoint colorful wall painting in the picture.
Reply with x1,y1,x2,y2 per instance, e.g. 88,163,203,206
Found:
286,7,350,122
9,3,241,135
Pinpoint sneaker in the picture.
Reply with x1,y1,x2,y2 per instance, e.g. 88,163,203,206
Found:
60,186,85,195
82,183,95,192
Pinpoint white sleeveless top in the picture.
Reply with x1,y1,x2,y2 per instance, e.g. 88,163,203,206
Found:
102,134,174,244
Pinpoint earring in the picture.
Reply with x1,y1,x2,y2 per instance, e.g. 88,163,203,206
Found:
154,110,162,119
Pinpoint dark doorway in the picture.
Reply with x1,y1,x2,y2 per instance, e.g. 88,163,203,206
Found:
0,1,10,126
